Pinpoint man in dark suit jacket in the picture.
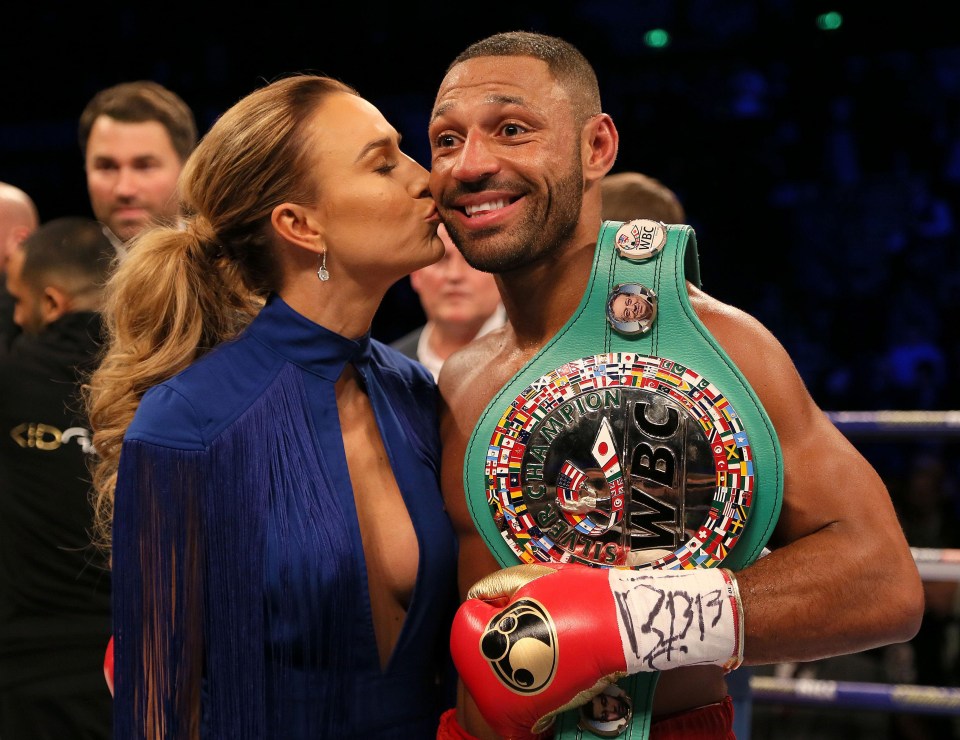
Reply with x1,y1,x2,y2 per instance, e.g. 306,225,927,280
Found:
0,217,115,740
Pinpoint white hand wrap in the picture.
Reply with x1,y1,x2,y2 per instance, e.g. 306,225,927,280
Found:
609,567,744,674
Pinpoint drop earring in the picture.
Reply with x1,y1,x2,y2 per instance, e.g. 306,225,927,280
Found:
317,248,330,282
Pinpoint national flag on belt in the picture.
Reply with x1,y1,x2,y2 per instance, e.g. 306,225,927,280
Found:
531,548,551,563
656,368,680,384
626,372,644,387
703,537,728,560
698,381,720,402
557,461,587,501
709,407,732,435
540,394,561,413
591,418,624,487
670,376,693,393
694,552,714,567
728,513,745,535
528,404,549,423
578,375,597,392
595,373,618,390
727,489,748,506
533,534,555,552
676,393,695,409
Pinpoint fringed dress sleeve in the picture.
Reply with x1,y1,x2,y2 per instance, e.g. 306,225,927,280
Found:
112,437,207,740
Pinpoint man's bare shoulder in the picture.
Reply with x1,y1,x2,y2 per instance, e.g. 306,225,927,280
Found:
688,285,791,376
438,325,515,405
687,283,821,433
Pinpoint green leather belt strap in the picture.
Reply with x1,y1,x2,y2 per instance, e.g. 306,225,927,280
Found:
463,220,783,738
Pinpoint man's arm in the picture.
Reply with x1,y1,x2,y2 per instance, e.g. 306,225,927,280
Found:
694,288,925,662
438,334,530,739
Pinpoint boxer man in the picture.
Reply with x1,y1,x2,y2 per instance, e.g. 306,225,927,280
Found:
429,31,922,739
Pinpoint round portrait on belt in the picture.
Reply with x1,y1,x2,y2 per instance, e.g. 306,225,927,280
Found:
606,283,657,335
579,683,633,737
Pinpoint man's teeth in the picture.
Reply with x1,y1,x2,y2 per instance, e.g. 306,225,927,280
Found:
465,199,508,216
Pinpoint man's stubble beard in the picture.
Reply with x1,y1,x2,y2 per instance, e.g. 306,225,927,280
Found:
446,156,584,276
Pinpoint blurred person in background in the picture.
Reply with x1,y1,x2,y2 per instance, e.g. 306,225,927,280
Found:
0,182,39,340
392,223,504,380
78,81,197,249
0,217,115,740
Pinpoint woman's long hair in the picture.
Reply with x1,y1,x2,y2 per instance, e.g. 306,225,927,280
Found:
84,74,358,553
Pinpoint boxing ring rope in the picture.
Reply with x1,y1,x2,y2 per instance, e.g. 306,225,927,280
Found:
912,547,960,582
736,410,960,729
824,410,960,438
749,675,960,715
742,544,960,717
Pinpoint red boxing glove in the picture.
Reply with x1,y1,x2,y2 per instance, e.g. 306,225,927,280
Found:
104,636,115,697
450,562,743,739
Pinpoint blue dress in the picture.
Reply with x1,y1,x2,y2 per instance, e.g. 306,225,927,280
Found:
111,295,458,738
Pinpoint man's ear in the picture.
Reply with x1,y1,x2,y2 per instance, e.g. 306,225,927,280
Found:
582,113,619,181
40,285,71,325
271,202,324,254
5,225,32,254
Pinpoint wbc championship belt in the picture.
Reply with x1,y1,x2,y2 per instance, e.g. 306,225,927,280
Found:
463,220,783,738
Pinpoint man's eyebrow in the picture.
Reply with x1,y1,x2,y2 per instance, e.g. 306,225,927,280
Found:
487,94,525,107
431,94,527,123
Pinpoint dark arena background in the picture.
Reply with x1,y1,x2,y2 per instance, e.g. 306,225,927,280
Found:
4,2,960,736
